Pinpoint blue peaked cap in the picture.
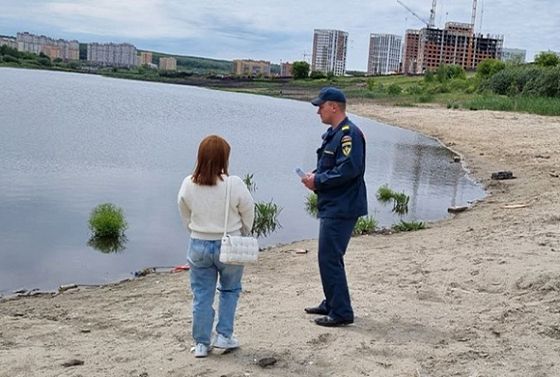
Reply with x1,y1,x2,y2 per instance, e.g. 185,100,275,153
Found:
311,87,347,106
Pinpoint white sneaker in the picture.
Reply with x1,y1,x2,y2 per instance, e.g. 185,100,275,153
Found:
193,343,209,358
212,333,240,349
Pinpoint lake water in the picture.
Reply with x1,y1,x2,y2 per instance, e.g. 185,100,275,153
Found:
0,68,485,295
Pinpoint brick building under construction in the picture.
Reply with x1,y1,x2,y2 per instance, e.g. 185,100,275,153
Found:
398,0,503,74
402,22,503,74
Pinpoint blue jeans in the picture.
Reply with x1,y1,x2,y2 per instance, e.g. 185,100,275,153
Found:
187,238,244,346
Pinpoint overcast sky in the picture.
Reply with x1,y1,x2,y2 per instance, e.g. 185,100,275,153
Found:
1,0,558,70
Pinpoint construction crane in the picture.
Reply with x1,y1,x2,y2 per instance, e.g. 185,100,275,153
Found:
471,0,477,29
429,0,437,28
397,0,437,28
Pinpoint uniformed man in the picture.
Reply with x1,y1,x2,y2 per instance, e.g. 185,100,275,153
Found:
301,87,367,327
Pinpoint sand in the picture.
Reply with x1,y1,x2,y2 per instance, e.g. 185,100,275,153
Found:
1,104,560,377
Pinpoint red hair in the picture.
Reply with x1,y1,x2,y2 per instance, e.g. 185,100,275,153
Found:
191,135,231,186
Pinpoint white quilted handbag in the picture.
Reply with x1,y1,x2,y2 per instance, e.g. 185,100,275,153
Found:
219,177,259,265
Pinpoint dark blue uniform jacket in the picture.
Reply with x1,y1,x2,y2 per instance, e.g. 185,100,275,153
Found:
314,117,368,219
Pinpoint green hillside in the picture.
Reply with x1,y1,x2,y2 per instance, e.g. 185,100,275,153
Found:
144,51,232,74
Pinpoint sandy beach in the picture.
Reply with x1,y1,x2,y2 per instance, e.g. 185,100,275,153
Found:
1,104,559,377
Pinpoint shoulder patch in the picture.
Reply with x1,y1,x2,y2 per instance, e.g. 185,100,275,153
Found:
341,134,352,156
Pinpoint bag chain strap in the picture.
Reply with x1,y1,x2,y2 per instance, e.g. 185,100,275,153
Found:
222,176,231,238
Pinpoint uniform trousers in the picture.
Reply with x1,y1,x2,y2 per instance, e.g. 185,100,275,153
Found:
317,216,357,321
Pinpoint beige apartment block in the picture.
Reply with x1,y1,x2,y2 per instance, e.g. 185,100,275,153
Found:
87,42,137,67
0,36,17,49
232,59,271,77
16,32,79,61
159,57,177,71
280,62,293,77
139,51,153,65
41,45,61,60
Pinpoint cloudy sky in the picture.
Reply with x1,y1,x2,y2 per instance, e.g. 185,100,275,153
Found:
1,0,558,70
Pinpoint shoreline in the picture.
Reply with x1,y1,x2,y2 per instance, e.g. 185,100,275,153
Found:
1,104,559,377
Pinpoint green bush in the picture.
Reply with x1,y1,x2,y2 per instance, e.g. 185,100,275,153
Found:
424,70,435,82
37,57,51,66
305,193,318,218
376,185,409,215
416,93,434,103
352,216,378,236
292,61,310,79
405,84,423,95
476,59,506,80
534,51,560,67
435,64,466,82
310,71,326,79
464,95,560,116
304,192,376,236
393,220,425,232
387,83,402,95
366,78,375,91
243,174,282,238
88,203,128,238
522,66,560,97
484,65,559,98
252,201,282,238
449,78,469,91
2,55,19,64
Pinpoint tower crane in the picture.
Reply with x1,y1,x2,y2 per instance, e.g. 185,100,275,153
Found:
397,0,437,28
428,0,437,28
471,0,477,29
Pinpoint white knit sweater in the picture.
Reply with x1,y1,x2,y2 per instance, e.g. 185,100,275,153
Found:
177,175,255,240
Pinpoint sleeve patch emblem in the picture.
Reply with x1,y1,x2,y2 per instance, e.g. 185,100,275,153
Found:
342,141,352,156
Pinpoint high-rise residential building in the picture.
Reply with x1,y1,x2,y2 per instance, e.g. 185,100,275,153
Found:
138,51,153,65
16,32,79,61
367,33,402,75
311,29,348,76
402,23,503,74
0,36,17,49
159,57,177,71
232,59,271,77
501,48,526,64
87,43,137,67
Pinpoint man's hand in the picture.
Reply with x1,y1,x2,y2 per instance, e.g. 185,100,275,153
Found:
301,173,316,191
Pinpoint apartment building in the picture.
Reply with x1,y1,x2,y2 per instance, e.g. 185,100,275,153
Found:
232,59,271,77
159,57,177,71
402,23,503,74
311,29,348,76
16,32,79,61
367,33,402,75
87,43,137,67
280,62,293,77
501,48,526,64
138,51,153,65
0,36,17,49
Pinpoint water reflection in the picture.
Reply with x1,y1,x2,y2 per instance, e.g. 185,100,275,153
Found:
87,235,128,254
